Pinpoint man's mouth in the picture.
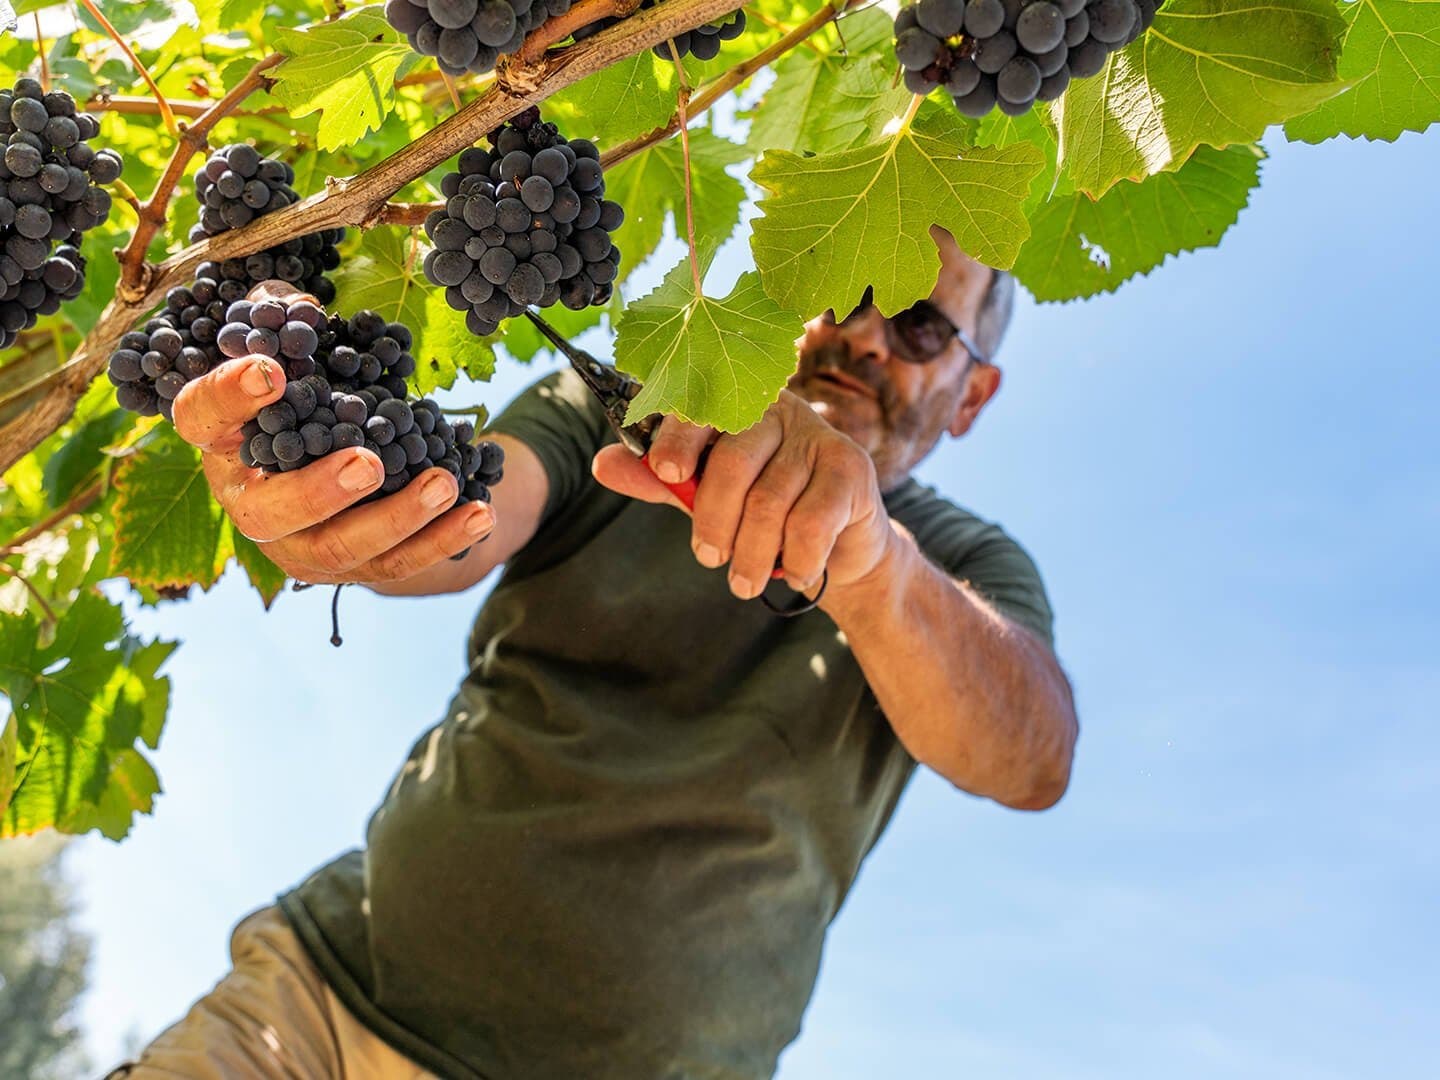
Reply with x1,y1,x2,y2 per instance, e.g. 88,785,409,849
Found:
810,367,878,400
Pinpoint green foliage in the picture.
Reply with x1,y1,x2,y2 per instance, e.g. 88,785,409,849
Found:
744,7,911,157
109,426,226,592
332,228,494,394
1,0,1438,842
271,10,417,151
604,127,749,283
750,106,1045,318
615,251,804,431
1285,0,1440,143
1055,0,1347,196
0,591,173,840
1012,145,1264,301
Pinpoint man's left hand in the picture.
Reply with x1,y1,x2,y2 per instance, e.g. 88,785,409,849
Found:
591,391,896,600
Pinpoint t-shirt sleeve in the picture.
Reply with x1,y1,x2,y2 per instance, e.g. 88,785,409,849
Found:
897,491,1056,647
942,528,1056,648
483,367,613,532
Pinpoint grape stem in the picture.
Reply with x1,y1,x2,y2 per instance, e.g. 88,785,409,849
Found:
112,178,144,220
85,95,214,119
116,53,284,296
441,72,463,114
0,480,104,557
513,0,644,65
34,13,51,93
76,0,178,138
674,81,704,296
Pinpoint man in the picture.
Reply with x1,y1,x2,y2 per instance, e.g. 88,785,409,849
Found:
117,227,1078,1079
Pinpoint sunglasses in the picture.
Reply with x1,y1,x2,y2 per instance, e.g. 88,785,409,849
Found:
825,287,990,367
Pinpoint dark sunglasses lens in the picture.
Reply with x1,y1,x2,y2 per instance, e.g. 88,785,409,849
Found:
892,304,951,363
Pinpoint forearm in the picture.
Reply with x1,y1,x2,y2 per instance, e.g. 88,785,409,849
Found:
365,543,497,597
820,524,1078,809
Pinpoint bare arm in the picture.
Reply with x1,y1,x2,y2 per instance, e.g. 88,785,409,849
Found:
818,523,1077,809
593,390,1077,811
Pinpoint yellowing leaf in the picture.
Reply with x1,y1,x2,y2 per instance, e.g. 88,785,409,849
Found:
110,427,225,591
271,11,414,152
750,106,1044,319
614,255,804,432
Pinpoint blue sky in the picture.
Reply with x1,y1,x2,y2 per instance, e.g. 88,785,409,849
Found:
62,121,1439,1078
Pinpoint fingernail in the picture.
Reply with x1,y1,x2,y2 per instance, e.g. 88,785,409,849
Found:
420,474,455,509
465,507,492,535
338,457,381,492
695,542,722,568
240,359,276,398
730,574,756,600
656,460,682,484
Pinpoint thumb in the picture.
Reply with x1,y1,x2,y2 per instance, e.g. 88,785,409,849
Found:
592,445,692,514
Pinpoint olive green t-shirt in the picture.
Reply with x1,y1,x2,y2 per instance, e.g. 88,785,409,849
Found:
280,370,1055,1080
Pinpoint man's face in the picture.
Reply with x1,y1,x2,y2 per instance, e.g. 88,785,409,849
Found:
787,245,998,492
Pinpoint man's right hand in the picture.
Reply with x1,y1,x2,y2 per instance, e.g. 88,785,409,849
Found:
172,354,495,585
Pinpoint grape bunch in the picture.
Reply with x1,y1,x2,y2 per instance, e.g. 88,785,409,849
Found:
423,110,623,337
383,0,546,76
1,77,123,350
571,3,747,63
190,144,344,305
894,0,1160,118
217,301,504,508
105,279,228,422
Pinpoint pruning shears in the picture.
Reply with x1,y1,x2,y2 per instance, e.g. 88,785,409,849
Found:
523,310,824,617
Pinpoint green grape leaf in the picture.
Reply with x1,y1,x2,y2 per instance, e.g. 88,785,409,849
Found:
545,54,678,147
109,427,225,591
0,590,175,840
1014,144,1263,302
750,106,1045,319
0,713,15,820
1285,0,1440,143
976,103,1067,203
604,127,749,283
270,11,414,152
614,253,805,432
1057,0,1347,197
332,228,495,394
226,524,287,609
745,8,913,157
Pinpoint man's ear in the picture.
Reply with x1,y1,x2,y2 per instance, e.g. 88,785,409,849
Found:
947,363,1002,438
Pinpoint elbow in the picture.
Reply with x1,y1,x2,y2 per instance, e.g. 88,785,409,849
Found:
998,707,1079,813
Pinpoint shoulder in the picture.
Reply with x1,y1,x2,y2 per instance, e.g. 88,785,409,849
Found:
885,479,1056,646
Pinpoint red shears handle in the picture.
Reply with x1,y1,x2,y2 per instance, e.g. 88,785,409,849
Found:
640,452,784,580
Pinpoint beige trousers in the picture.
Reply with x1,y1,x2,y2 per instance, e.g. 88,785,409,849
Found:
105,906,437,1080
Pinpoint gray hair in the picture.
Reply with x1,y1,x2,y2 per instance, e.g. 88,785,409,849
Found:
974,269,1015,362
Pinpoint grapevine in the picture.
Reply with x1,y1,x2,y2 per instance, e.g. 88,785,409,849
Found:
0,0,1431,845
